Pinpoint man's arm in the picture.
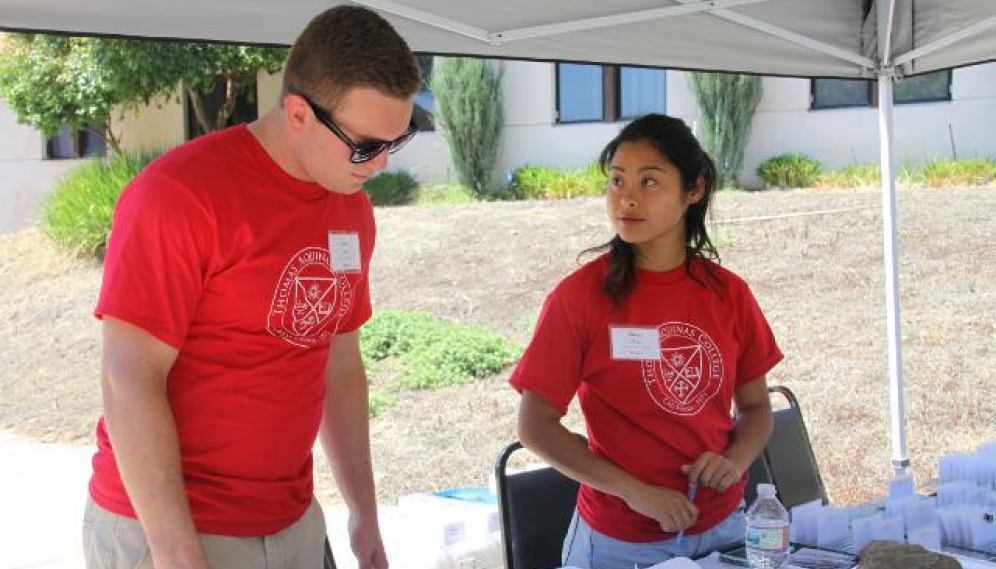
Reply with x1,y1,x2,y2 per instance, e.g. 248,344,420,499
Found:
100,317,211,569
320,330,387,569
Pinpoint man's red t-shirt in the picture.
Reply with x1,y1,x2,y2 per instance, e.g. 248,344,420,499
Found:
90,125,375,535
510,255,783,542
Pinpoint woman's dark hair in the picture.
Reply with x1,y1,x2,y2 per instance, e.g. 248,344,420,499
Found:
583,113,721,304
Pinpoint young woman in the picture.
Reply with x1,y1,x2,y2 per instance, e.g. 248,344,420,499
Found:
510,114,783,569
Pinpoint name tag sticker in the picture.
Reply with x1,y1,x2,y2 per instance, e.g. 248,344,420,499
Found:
609,326,660,361
328,232,361,273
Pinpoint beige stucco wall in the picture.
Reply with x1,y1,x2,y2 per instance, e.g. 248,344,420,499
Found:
113,92,186,154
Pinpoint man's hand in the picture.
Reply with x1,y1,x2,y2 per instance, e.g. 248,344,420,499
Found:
348,512,388,569
682,451,744,493
622,481,699,533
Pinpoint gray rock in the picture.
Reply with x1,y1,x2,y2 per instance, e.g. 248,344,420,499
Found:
859,540,960,569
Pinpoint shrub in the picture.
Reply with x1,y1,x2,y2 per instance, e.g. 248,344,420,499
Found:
756,154,821,189
368,390,397,417
816,164,881,189
398,324,522,389
417,184,476,205
43,149,161,258
360,310,521,390
363,169,419,206
508,164,607,200
918,158,996,188
690,73,763,189
431,57,504,199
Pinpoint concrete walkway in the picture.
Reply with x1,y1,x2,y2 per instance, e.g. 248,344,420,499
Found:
0,431,501,569
1,431,92,569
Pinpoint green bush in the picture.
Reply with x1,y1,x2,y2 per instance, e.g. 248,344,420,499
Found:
756,154,821,189
44,149,161,258
360,310,521,390
508,164,607,200
398,325,522,389
363,169,419,206
918,158,996,188
815,158,996,189
368,390,397,417
417,183,476,205
816,164,882,189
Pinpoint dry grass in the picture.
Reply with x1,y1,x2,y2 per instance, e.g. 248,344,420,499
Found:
2,187,995,509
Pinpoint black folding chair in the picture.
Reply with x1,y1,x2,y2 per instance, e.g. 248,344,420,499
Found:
746,386,827,510
495,441,582,569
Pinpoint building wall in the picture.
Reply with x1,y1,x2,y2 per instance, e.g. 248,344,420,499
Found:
0,104,85,233
2,62,994,234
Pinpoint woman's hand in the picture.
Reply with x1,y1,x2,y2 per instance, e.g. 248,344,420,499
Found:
622,481,699,533
682,451,744,492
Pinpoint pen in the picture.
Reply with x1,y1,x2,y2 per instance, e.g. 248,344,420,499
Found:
675,482,697,546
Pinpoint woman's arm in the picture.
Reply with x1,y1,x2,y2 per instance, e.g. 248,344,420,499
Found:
683,377,773,491
517,389,698,532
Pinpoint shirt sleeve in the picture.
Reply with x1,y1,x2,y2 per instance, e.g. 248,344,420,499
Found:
95,172,215,349
734,282,784,386
509,287,585,415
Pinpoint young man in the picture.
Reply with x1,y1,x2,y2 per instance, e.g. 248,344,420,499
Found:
83,7,421,569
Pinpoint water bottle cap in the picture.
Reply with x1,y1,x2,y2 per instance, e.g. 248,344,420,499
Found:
757,483,777,496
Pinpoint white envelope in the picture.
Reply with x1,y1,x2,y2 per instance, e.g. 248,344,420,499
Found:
790,499,823,546
908,521,942,551
851,512,883,553
889,474,915,499
904,497,937,532
815,506,850,548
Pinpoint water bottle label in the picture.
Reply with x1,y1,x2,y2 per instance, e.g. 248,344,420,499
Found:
746,526,788,550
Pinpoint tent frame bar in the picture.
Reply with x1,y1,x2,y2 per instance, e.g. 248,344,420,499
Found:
358,0,875,70
490,0,768,43
893,14,996,68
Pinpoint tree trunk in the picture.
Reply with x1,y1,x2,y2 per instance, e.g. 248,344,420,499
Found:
102,114,122,155
186,84,213,135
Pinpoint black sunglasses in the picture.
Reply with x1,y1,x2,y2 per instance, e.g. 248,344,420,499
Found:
296,91,418,164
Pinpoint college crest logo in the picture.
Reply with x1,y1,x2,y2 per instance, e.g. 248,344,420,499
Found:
267,247,352,347
641,322,724,416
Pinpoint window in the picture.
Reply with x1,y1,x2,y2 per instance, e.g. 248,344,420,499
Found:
811,70,951,109
413,54,435,131
45,124,106,159
186,79,259,141
619,67,666,118
894,70,951,103
557,63,605,123
812,78,872,109
556,63,666,123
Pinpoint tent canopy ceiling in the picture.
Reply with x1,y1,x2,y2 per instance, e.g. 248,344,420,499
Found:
1,0,994,78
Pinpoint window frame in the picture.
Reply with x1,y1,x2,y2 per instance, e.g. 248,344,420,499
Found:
45,124,106,160
811,69,953,110
555,62,667,125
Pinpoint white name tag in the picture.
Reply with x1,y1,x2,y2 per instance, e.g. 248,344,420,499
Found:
328,232,361,273
609,326,660,361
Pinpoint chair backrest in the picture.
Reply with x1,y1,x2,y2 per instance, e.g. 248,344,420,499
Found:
761,385,827,510
495,441,581,569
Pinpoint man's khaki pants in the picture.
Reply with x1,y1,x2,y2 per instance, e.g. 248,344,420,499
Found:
82,497,327,569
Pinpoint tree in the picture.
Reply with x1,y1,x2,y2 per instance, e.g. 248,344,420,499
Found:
0,34,286,153
689,72,764,189
106,42,286,135
430,57,504,198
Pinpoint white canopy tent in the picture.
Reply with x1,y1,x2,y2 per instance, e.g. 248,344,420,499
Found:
2,0,995,475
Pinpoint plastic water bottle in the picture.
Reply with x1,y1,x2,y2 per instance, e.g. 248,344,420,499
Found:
745,483,790,569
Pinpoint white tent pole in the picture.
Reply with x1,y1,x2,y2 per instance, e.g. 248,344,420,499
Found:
351,0,491,42
877,0,910,478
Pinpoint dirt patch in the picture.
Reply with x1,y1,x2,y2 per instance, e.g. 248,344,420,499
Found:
3,187,995,508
